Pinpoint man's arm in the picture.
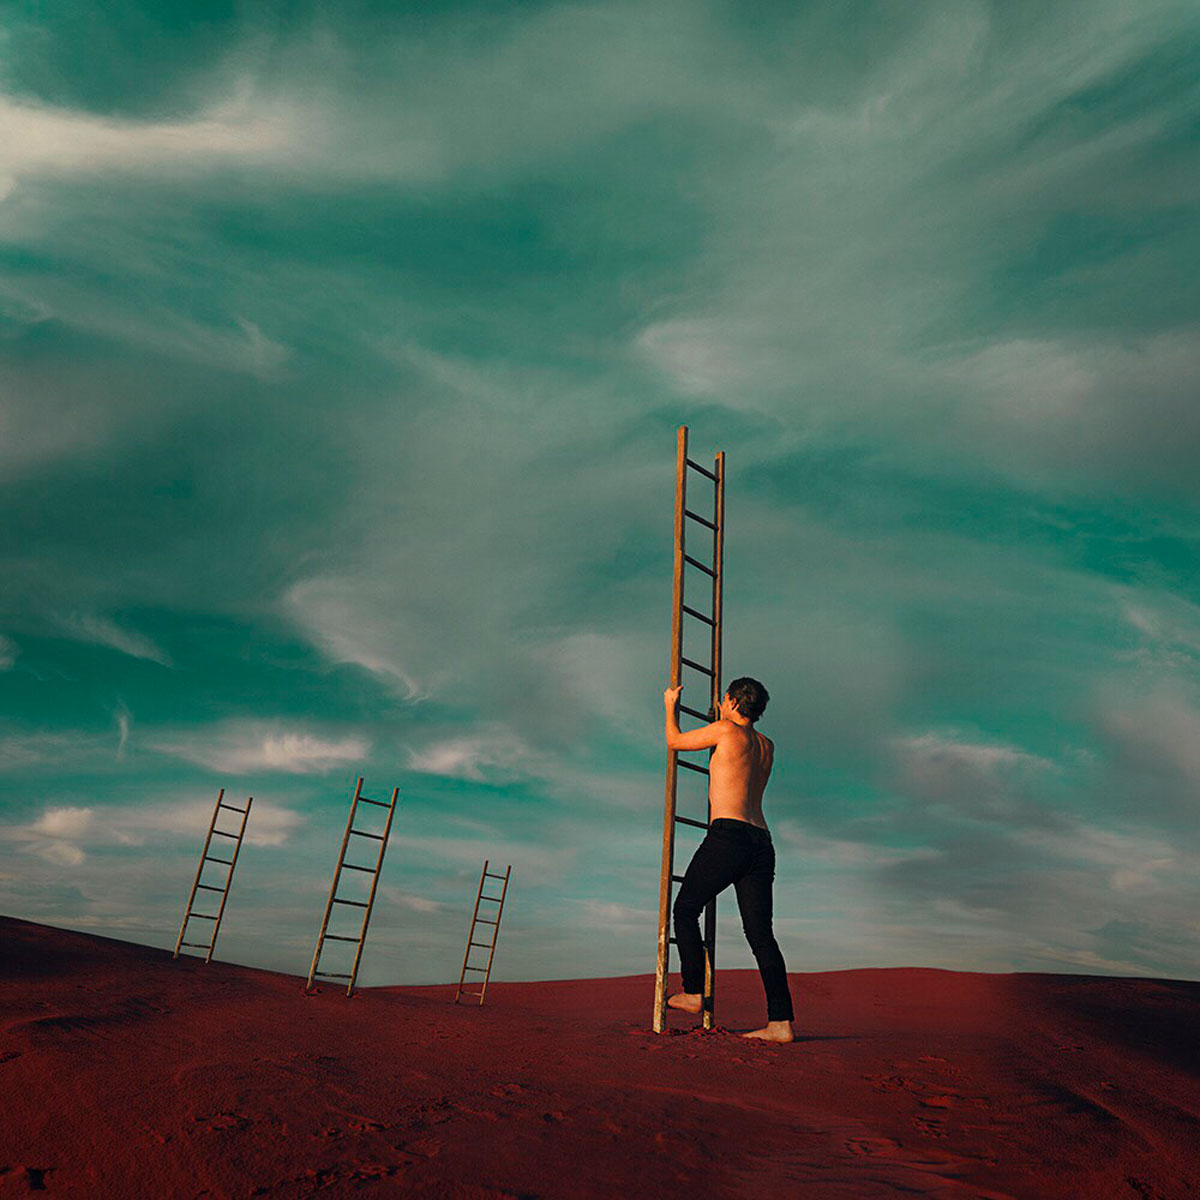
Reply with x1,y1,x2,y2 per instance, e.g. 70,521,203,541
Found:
664,685,725,751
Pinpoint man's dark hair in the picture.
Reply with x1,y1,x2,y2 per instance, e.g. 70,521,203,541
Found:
726,677,769,723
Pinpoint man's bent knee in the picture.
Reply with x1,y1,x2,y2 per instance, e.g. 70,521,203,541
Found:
743,927,780,955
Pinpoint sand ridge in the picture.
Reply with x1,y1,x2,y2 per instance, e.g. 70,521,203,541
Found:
1,915,1198,1198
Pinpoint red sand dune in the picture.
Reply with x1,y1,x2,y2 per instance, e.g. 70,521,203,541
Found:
1,916,1198,1198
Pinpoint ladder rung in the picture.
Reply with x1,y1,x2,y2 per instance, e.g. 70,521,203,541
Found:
682,604,715,626
322,934,361,943
332,898,369,908
469,941,494,949
349,830,385,841
484,871,508,879
675,816,709,829
480,894,504,902
678,759,710,775
340,863,375,873
685,457,718,482
180,941,212,949
668,937,678,945
314,971,352,979
356,796,390,808
671,874,686,883
476,917,499,925
185,913,217,920
211,829,239,839
679,703,710,721
458,991,484,998
684,554,716,577
218,803,247,814
196,883,224,892
681,656,714,677
462,965,488,972
685,508,716,531
204,856,233,865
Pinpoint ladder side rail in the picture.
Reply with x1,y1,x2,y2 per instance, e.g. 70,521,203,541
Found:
205,796,252,964
307,776,364,990
174,788,223,959
478,865,511,1005
346,786,399,996
701,449,726,1030
456,860,489,1002
653,424,688,1033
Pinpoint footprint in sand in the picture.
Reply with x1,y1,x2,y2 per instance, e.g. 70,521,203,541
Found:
1126,1176,1170,1200
911,1116,948,1138
862,1073,911,1092
489,1083,529,1098
193,1111,252,1132
346,1117,387,1133
845,1135,903,1156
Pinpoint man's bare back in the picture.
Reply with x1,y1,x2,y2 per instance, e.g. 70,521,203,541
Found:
709,719,774,828
663,686,774,830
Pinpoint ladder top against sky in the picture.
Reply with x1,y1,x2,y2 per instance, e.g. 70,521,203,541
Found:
654,425,725,1033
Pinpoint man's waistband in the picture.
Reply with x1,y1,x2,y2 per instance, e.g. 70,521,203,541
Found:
708,817,771,839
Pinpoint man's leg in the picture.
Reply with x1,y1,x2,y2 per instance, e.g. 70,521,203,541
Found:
733,840,795,1039
671,829,749,1010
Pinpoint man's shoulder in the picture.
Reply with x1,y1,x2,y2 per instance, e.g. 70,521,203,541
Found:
721,721,771,746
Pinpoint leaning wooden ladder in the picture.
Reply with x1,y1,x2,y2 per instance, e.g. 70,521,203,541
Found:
174,789,253,963
455,860,512,1005
653,425,725,1033
306,777,399,996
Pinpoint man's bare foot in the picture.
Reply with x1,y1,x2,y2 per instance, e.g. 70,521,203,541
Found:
666,991,702,1014
742,1020,795,1043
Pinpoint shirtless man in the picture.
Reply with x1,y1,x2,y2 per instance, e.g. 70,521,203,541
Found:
663,676,795,1043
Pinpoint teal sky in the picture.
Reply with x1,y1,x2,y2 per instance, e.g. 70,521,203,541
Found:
2,0,1199,985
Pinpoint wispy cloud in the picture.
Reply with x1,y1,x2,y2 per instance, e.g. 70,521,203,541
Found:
57,613,172,667
284,578,426,700
1,794,305,868
408,726,545,783
1097,686,1200,799
0,635,16,670
0,93,300,189
892,731,1056,802
152,722,369,775
114,703,131,761
0,731,108,771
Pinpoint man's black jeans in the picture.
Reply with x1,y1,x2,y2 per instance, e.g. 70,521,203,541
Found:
673,817,795,1023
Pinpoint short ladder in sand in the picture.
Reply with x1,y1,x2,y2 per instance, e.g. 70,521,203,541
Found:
306,777,399,997
174,789,253,963
653,424,725,1033
455,860,512,1004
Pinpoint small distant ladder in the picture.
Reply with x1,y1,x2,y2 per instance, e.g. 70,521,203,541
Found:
455,860,512,1005
306,777,399,997
653,424,725,1033
174,789,253,963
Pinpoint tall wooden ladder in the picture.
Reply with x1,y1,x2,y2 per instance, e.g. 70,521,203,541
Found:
455,860,512,1005
653,424,725,1032
174,789,253,963
306,777,399,996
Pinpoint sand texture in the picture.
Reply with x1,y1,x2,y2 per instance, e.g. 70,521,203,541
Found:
1,915,1198,1198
